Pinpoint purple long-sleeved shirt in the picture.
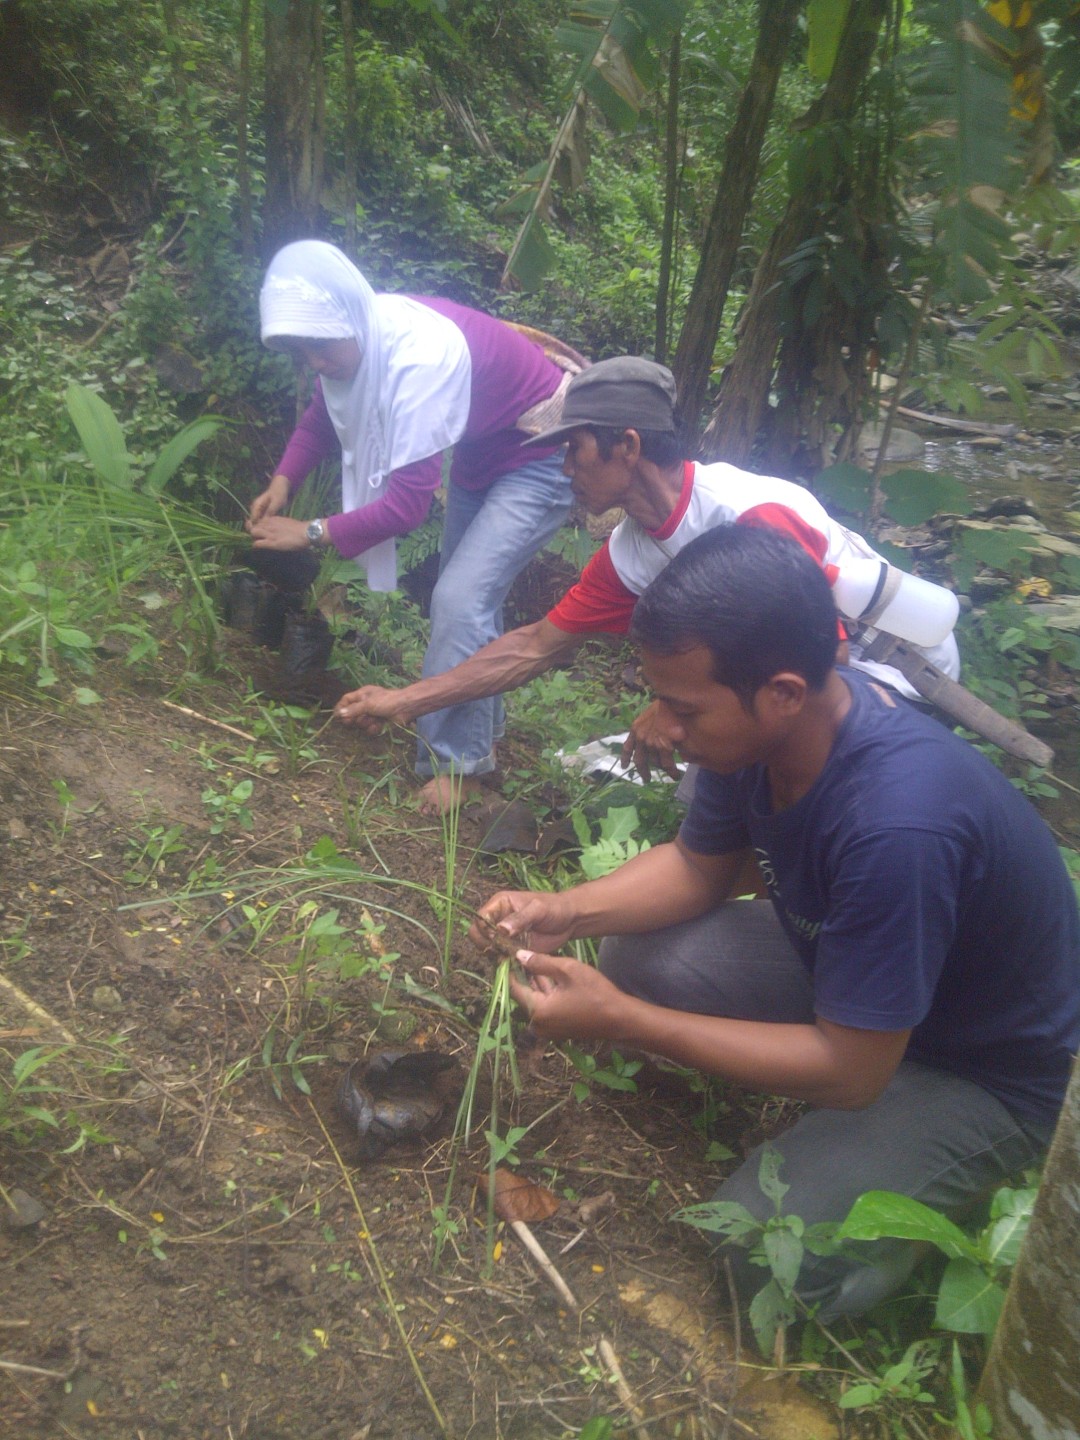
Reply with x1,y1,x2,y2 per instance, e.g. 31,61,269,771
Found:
274,297,564,559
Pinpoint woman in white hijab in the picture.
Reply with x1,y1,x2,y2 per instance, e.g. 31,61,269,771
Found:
248,240,573,814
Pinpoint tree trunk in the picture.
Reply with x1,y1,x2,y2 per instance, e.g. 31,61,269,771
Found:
701,0,888,470
262,0,326,262
236,0,255,264
339,0,359,256
655,29,681,365
160,0,189,97
979,1057,1080,1438
670,0,802,433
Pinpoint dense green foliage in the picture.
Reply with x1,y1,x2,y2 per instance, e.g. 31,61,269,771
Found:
2,8,1080,1430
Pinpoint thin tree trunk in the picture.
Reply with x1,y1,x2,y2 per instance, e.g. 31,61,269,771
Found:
655,29,681,365
160,0,188,97
262,0,326,261
236,0,255,264
340,0,359,256
701,0,887,468
979,1056,1080,1438
671,0,802,433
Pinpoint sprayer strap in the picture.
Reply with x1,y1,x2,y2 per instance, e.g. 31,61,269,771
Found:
860,563,903,630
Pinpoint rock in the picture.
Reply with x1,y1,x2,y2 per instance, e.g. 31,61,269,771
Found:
856,423,924,464
374,1010,418,1044
969,574,1012,601
92,983,124,1014
154,343,207,394
3,1187,47,1229
1033,532,1080,557
135,1134,166,1166
1028,595,1080,631
969,496,1041,521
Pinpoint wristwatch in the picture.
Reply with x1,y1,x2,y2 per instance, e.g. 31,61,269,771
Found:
305,518,326,548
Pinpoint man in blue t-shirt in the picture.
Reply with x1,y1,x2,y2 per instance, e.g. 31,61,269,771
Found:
471,525,1080,1321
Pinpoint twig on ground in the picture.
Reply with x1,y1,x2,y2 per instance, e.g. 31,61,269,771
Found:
161,700,258,743
0,1358,70,1380
720,1256,742,1440
307,1097,450,1438
598,1336,653,1440
0,973,79,1046
505,1216,579,1308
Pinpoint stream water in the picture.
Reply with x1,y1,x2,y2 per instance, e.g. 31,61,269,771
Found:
875,369,1080,842
886,374,1080,528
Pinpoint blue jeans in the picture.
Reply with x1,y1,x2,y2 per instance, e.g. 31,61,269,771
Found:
599,902,1051,1322
415,452,572,778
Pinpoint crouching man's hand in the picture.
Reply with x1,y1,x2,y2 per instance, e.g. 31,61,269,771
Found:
509,951,627,1042
620,699,683,783
469,891,577,959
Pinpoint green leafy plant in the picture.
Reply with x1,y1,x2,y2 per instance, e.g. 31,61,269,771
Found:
571,804,651,880
0,559,100,692
437,958,522,1272
676,1147,837,1355
1,1044,118,1154
200,776,255,835
236,694,328,776
835,1181,1037,1335
123,822,188,886
837,1339,938,1414
64,383,224,496
223,1023,326,1101
565,1045,642,1103
944,1338,994,1440
813,461,972,531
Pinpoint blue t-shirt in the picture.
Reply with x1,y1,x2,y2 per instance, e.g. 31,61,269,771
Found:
679,669,1080,1128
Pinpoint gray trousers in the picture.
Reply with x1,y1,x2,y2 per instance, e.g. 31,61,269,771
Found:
599,902,1050,1322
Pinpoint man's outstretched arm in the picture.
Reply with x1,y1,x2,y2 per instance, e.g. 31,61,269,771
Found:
511,952,911,1110
471,839,751,954
334,617,582,730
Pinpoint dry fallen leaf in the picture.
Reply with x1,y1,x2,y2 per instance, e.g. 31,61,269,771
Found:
477,1167,560,1224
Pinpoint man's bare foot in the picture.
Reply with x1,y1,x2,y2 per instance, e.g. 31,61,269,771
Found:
417,774,485,817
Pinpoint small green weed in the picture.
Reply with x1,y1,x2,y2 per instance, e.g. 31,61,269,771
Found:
201,776,255,835
565,1045,642,1103
123,822,188,886
0,1044,120,1154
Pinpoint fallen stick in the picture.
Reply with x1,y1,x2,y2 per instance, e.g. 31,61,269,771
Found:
499,1212,653,1437
598,1337,653,1440
879,400,1017,438
161,700,258,743
506,1216,579,1308
0,973,78,1046
0,1358,72,1380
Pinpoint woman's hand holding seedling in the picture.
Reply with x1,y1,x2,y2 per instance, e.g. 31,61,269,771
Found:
246,514,312,550
248,473,291,525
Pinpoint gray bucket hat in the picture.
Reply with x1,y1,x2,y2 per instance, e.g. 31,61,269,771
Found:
524,356,677,446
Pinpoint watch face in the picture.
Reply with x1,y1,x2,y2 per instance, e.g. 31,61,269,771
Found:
307,520,323,543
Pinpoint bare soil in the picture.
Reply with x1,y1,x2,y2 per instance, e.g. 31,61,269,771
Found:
0,626,841,1440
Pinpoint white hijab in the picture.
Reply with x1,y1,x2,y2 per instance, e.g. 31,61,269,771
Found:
260,240,472,590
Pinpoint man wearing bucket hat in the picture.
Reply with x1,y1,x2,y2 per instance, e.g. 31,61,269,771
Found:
335,356,960,788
